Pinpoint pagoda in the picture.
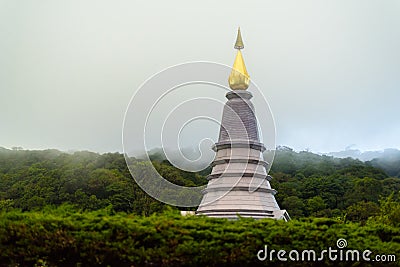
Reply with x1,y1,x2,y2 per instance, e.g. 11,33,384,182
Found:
196,28,290,220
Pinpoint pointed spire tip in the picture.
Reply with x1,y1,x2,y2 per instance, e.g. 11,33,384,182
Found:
234,27,244,50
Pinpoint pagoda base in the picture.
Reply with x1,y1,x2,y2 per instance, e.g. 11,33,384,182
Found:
196,209,290,221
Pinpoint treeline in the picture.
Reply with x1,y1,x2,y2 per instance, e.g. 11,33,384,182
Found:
0,147,399,266
0,147,399,222
0,207,399,267
0,149,204,215
269,146,400,221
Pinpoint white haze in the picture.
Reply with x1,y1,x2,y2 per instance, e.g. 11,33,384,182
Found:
0,0,399,153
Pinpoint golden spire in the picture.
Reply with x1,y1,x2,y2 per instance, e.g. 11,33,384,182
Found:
234,27,244,49
228,27,250,90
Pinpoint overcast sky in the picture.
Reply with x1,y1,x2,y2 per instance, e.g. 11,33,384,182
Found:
1,0,399,153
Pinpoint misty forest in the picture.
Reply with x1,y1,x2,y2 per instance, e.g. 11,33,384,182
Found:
0,146,399,266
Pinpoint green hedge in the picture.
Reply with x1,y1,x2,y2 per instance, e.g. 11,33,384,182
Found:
0,208,399,266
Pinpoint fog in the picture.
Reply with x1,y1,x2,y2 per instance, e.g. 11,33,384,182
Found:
1,0,399,153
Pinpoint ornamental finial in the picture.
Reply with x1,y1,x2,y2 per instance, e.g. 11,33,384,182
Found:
229,27,250,90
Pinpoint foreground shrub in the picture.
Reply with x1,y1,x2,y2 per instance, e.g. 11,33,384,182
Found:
0,208,399,266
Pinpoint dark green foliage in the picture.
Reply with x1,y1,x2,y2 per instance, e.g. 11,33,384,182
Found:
0,147,399,266
271,148,388,179
370,193,400,227
0,147,399,221
269,148,399,221
0,208,399,267
0,149,183,215
346,202,380,222
153,161,207,187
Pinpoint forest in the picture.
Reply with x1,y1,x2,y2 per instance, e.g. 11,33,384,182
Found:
0,146,399,266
